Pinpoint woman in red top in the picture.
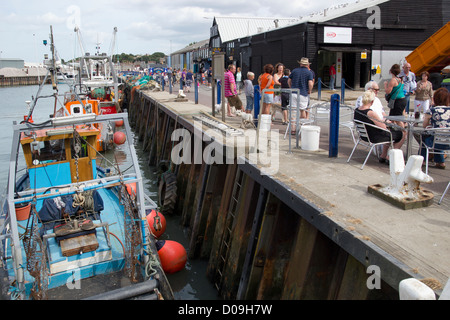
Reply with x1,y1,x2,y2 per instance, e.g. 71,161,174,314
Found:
259,64,274,115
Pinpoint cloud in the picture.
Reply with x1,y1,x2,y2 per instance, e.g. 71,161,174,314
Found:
1,0,349,61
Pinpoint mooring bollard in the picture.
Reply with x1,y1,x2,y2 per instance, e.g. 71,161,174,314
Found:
329,94,340,157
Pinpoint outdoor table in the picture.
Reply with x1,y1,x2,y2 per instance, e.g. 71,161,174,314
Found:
385,115,423,160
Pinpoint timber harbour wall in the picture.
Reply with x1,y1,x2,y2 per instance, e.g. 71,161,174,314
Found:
124,86,428,300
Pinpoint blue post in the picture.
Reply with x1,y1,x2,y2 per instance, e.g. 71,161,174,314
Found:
161,77,165,91
217,80,221,105
318,77,322,101
254,85,261,126
329,94,340,157
194,76,198,104
341,78,345,104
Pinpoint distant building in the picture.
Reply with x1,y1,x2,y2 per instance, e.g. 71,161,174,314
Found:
170,39,210,71
0,59,24,69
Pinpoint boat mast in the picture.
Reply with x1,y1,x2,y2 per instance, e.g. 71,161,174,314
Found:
47,25,59,116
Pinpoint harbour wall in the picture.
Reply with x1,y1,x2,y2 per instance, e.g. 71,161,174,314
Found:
124,87,415,300
0,76,49,87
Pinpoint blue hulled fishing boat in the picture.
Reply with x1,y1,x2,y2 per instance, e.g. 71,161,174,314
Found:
0,27,173,300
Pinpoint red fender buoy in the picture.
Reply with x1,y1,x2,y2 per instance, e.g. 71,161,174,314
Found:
146,209,166,238
156,240,187,274
126,183,136,197
114,131,126,145
115,119,124,127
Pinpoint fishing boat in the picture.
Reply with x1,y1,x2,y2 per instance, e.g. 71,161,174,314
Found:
0,27,174,300
60,28,124,152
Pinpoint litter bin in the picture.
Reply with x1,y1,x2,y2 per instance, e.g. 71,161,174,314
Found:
301,125,321,151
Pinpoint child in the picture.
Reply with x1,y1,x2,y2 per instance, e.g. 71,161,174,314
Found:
279,68,290,124
244,72,255,114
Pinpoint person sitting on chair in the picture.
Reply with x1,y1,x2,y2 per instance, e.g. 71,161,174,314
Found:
421,87,450,170
354,90,406,164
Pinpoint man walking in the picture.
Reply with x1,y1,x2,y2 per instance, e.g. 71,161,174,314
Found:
224,64,242,117
399,62,416,114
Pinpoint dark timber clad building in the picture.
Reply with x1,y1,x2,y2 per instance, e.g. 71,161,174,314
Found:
210,0,449,89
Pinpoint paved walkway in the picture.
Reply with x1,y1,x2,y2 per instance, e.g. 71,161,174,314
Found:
154,82,450,289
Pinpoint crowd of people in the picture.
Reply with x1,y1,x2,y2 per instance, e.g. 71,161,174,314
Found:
165,58,449,171
222,57,449,171
223,57,316,134
355,62,450,170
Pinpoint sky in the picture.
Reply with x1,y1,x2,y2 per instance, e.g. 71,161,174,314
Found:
0,0,351,63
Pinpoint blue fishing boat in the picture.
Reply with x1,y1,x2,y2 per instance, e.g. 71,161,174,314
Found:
0,27,173,300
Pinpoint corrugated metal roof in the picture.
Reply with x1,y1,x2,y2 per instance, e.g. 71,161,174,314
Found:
295,0,390,24
215,0,390,42
171,39,210,55
214,16,301,42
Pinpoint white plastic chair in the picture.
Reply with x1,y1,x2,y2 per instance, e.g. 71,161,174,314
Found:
310,102,356,143
347,120,394,169
419,128,450,175
439,181,450,205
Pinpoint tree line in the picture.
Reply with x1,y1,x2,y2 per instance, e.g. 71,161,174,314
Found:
112,52,166,63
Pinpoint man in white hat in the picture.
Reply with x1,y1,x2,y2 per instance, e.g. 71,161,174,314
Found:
288,57,314,132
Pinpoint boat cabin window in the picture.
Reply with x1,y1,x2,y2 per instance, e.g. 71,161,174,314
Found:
31,139,66,164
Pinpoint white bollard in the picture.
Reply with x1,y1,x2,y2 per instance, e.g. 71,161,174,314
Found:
399,278,436,300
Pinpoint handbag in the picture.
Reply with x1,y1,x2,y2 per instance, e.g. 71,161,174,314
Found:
386,79,401,108
385,92,391,102
388,98,395,109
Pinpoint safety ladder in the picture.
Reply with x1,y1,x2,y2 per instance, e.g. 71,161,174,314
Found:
214,168,244,292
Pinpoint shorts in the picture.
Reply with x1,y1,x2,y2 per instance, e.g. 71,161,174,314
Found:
263,93,273,104
226,95,243,109
389,97,407,116
246,95,254,111
291,94,309,110
281,92,289,111
414,100,430,113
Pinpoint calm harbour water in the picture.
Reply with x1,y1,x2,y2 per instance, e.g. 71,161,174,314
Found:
0,84,217,300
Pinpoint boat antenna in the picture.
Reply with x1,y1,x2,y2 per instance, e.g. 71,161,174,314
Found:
23,26,59,122
49,25,59,116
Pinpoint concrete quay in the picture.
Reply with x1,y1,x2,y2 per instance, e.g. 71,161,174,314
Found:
135,83,449,297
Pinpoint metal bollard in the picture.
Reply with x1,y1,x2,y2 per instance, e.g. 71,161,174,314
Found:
253,85,261,126
341,78,345,104
318,77,322,101
217,80,221,105
194,76,198,104
329,94,340,157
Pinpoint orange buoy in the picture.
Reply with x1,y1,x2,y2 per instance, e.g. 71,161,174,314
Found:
113,131,126,145
146,209,166,238
126,183,136,196
115,119,124,127
156,240,187,274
